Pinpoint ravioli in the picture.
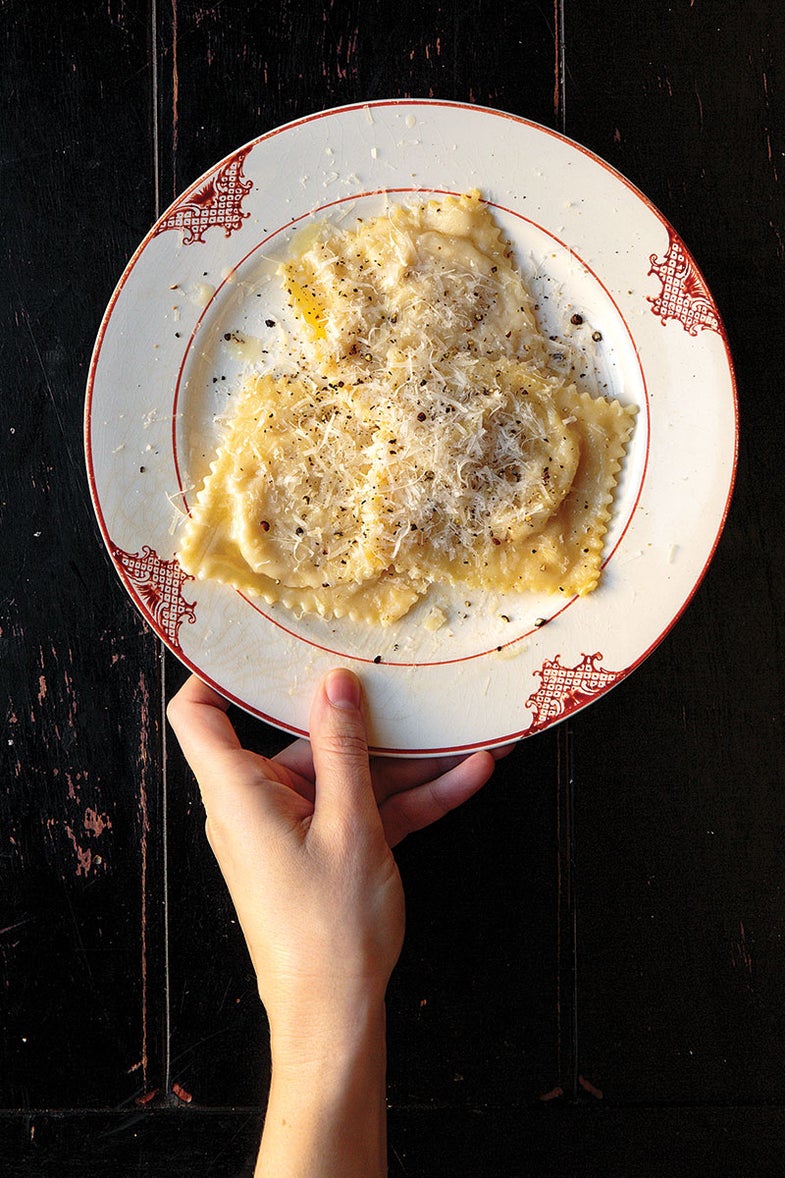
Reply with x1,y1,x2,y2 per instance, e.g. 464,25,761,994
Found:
177,192,636,625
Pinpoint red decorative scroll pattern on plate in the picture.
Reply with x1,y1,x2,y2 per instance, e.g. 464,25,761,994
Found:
113,545,197,652
526,652,622,733
648,231,720,335
152,148,254,245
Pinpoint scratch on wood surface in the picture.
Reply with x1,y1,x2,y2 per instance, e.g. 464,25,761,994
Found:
765,129,777,179
390,1144,409,1174
553,0,565,130
84,807,112,837
21,309,79,472
0,919,32,938
171,0,179,165
61,824,95,878
46,801,112,880
654,70,674,99
539,1084,564,1102
731,920,754,987
26,640,117,879
761,71,779,183
192,4,224,27
134,1087,158,1106
135,668,153,1091
407,37,443,64
693,81,704,133
578,1074,604,1100
326,26,359,82
105,0,132,29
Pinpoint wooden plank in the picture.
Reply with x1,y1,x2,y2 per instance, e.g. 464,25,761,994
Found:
389,1104,785,1176
3,1105,785,1177
0,0,167,1109
563,0,785,1104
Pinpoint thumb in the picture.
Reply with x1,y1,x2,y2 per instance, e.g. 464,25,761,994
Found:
308,668,378,833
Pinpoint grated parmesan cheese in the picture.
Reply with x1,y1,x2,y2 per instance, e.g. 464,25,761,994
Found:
177,192,636,625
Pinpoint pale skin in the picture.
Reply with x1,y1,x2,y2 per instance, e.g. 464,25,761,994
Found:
167,667,498,1178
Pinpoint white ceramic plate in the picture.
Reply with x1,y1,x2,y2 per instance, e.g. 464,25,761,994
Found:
85,100,737,755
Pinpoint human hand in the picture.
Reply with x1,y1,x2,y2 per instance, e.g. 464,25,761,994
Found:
167,668,496,1044
167,667,498,1177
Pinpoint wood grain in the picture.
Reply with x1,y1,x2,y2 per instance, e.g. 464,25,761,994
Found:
2,0,783,1172
1,0,167,1110
565,0,785,1109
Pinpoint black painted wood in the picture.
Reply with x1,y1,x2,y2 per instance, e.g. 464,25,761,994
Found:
3,1105,785,1177
565,0,785,1111
1,0,167,1112
2,0,783,1172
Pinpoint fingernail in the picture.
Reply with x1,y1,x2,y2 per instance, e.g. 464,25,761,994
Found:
325,668,362,710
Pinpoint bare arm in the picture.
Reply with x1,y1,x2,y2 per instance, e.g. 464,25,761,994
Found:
167,668,496,1177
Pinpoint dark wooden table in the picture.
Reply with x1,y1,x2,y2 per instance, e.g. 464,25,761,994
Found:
2,2,783,1174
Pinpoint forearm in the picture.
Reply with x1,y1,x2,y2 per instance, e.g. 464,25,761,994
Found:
256,996,389,1178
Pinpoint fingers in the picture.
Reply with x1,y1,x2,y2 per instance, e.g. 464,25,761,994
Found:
166,674,241,787
167,674,282,807
380,750,496,848
371,742,512,802
169,670,501,848
308,668,379,834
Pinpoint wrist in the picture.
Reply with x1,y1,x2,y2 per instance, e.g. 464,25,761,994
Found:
268,985,388,1075
259,993,389,1178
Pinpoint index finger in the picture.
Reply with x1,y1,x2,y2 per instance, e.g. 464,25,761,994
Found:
166,674,242,785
